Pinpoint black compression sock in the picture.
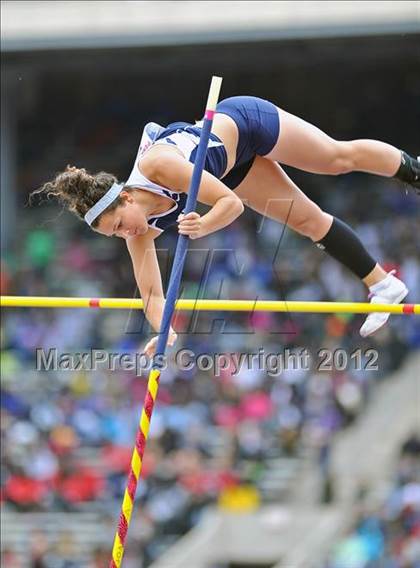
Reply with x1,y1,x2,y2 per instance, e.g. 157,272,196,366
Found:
315,217,377,280
394,151,420,184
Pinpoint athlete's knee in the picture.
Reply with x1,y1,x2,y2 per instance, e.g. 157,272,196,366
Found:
327,141,357,175
290,210,331,240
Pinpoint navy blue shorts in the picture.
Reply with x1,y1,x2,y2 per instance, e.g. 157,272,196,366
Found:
216,96,280,188
157,96,280,190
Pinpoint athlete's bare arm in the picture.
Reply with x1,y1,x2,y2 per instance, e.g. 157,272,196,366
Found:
140,147,244,239
126,229,176,346
126,143,244,355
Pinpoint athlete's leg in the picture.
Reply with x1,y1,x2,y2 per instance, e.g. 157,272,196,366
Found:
263,108,416,180
235,156,332,239
235,157,381,283
234,157,408,336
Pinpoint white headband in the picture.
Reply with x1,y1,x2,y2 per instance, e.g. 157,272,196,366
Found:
84,182,124,226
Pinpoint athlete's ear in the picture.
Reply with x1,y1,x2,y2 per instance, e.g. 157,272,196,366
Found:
120,190,134,203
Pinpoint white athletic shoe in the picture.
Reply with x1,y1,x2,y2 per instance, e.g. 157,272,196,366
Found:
359,270,409,337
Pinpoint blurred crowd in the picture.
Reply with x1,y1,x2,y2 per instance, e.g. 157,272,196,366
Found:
324,433,420,568
1,171,419,565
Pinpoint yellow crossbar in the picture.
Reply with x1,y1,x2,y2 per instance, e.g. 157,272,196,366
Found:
1,296,419,314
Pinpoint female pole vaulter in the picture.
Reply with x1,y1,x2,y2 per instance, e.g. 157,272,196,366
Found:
32,95,419,353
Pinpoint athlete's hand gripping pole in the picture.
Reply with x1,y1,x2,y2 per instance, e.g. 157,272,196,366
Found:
109,76,223,568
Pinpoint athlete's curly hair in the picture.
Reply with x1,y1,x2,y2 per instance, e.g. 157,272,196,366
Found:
29,165,125,227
